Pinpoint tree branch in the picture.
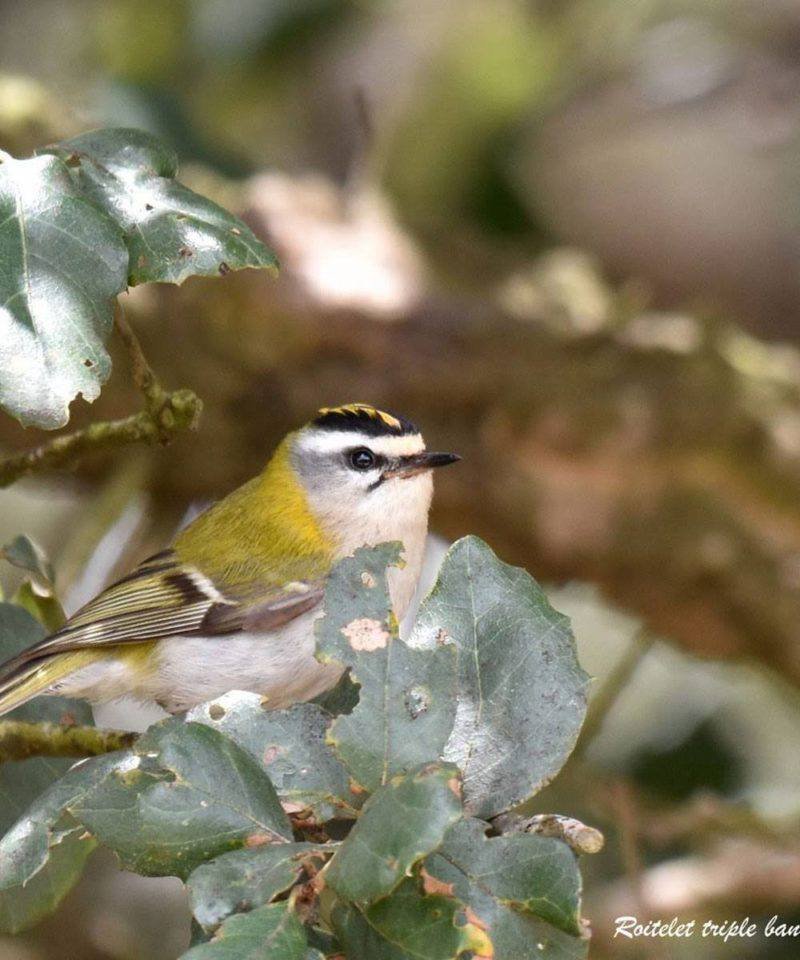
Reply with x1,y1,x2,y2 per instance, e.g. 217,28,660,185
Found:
493,812,605,855
0,720,137,763
0,310,202,488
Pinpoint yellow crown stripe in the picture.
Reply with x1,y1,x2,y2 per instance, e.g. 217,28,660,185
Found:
317,404,402,431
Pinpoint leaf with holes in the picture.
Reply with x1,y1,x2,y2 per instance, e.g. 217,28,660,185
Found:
188,693,356,821
188,841,333,933
0,151,128,428
45,128,278,285
325,763,462,905
424,818,588,959
315,544,457,794
413,536,589,817
69,719,292,878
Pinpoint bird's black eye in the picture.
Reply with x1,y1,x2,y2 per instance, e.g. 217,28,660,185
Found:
349,447,376,471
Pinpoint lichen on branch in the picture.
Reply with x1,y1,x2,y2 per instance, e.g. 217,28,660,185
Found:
0,719,137,763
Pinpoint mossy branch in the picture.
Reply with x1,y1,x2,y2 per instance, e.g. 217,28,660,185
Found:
0,310,202,488
0,720,138,763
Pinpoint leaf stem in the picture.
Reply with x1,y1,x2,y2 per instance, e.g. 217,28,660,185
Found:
0,720,137,763
0,310,202,487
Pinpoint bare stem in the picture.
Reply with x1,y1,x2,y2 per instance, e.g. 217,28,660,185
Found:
0,308,202,488
0,720,138,763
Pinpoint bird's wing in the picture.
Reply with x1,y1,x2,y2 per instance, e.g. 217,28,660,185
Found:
0,549,326,678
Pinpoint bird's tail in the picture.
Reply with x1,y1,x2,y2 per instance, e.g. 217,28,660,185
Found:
0,650,98,717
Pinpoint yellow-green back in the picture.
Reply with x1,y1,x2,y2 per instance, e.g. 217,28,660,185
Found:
174,436,334,594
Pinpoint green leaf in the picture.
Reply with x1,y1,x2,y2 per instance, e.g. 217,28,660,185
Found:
0,604,96,931
330,878,492,960
45,128,278,285
0,825,90,935
11,580,65,633
1,534,54,585
3,535,65,630
188,693,357,821
0,752,120,933
188,842,332,933
0,151,129,429
425,818,588,959
305,926,340,957
316,544,457,794
181,902,308,960
0,602,93,838
325,762,462,905
414,536,589,817
69,719,292,878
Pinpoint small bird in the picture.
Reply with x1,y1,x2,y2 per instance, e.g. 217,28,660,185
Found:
0,404,459,716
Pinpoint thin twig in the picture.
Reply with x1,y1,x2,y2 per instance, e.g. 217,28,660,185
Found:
115,305,159,404
0,720,137,763
0,395,201,487
0,309,202,488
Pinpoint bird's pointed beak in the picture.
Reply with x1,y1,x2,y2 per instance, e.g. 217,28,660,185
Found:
384,451,461,479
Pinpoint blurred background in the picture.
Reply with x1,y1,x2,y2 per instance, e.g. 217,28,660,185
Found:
2,0,800,957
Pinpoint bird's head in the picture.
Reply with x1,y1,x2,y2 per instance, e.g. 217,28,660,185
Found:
286,403,460,552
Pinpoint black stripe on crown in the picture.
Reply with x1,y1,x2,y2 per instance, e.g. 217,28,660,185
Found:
313,404,418,437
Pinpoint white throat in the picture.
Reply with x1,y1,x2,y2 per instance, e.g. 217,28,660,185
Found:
315,471,433,620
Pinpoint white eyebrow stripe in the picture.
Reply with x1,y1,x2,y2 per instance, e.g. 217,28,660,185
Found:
300,429,425,457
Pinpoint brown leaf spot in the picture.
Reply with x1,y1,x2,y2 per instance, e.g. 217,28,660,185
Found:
59,711,77,727
435,628,450,645
263,745,280,765
218,261,231,276
179,246,193,258
465,907,490,932
341,617,389,651
349,778,367,795
244,833,272,848
281,801,307,814
208,703,226,721
137,254,147,268
421,867,454,897
447,776,462,797
230,227,241,236
360,571,376,588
